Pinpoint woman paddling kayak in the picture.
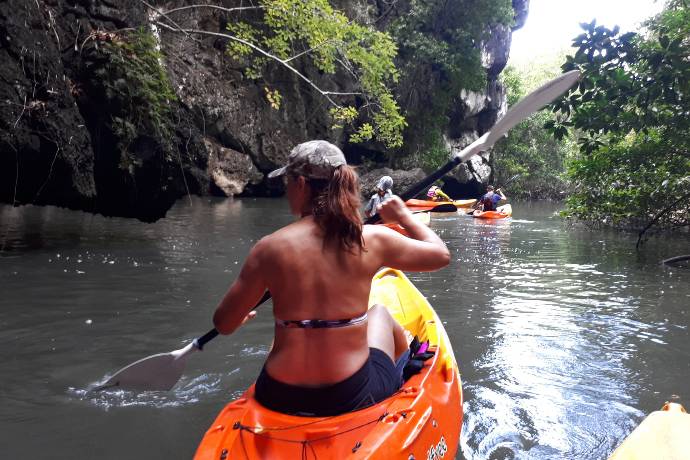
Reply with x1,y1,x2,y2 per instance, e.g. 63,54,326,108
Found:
212,140,450,416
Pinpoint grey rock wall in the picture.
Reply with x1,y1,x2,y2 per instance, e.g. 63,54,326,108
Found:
0,0,529,220
359,167,426,201
0,0,209,221
440,0,529,198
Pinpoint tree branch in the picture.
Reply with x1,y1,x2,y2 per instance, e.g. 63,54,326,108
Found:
162,4,264,16
139,0,193,40
284,39,336,63
153,23,362,106
636,190,690,248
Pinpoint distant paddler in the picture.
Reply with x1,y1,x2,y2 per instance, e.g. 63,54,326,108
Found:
427,185,451,202
364,175,394,218
474,185,507,212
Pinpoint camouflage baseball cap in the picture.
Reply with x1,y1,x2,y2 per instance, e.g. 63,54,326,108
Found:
268,140,346,180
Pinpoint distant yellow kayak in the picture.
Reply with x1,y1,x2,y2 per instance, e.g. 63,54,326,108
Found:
405,198,477,209
452,199,477,208
608,402,690,460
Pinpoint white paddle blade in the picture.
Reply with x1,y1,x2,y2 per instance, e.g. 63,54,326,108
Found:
93,342,196,391
457,70,580,162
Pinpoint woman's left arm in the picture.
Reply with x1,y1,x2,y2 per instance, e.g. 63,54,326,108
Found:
213,239,269,334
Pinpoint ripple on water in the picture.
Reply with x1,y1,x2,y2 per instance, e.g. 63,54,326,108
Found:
461,385,643,460
68,369,238,410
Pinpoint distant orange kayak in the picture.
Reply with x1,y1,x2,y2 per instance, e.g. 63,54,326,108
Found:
194,269,463,460
406,198,477,209
380,211,430,236
472,204,512,219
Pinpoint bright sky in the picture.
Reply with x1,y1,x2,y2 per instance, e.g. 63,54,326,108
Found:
509,0,665,63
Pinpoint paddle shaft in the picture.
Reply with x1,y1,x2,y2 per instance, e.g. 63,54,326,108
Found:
499,174,521,190
194,290,272,350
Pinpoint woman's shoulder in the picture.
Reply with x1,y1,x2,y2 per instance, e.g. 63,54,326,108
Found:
362,222,400,242
262,219,316,247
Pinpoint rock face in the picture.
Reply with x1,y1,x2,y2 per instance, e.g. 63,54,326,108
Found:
0,0,529,220
359,167,427,202
0,0,98,215
0,0,208,221
439,0,529,198
205,138,263,197
156,4,344,196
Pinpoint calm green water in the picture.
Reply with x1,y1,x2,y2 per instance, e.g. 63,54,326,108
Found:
1,198,688,459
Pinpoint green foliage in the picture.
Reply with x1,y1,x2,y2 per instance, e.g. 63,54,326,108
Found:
392,0,514,92
493,63,578,199
550,1,690,230
389,0,514,160
564,131,689,227
419,127,449,172
86,29,177,169
225,0,405,148
501,66,523,105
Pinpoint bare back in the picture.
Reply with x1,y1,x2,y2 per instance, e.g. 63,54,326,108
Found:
261,216,384,386
213,197,450,388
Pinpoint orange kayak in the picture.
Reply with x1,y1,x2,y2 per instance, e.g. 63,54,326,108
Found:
608,402,690,459
406,198,476,209
472,204,512,219
194,268,463,459
380,211,431,236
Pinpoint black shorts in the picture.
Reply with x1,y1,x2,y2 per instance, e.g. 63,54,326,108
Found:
254,348,402,416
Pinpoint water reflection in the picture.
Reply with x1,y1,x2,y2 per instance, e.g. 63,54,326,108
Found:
438,209,688,460
0,200,688,460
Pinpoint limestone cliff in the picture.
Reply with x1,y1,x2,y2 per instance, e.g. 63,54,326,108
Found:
0,0,528,221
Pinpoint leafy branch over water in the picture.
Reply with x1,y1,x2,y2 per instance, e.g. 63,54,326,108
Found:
549,0,690,236
148,0,406,148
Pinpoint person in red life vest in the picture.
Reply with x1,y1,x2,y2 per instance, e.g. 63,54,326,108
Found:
478,185,507,211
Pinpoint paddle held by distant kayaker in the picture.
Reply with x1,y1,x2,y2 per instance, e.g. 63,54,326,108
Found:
364,175,393,218
212,140,450,416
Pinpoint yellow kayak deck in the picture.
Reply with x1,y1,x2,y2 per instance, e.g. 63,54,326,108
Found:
609,402,690,460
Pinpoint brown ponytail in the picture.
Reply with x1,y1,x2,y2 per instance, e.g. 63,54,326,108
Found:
308,165,364,252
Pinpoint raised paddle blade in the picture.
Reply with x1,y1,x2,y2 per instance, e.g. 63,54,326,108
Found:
92,342,197,391
457,70,580,162
366,70,581,222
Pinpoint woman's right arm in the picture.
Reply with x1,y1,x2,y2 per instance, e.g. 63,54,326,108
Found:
372,196,450,272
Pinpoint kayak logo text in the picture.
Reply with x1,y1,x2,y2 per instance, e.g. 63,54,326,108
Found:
426,435,447,460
